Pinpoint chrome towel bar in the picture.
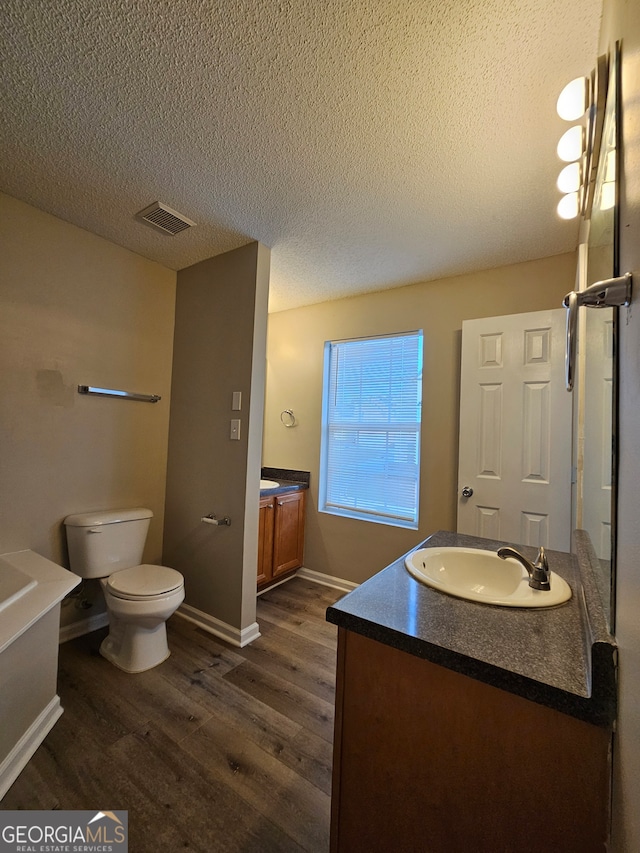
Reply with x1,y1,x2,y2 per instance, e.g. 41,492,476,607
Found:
563,272,633,391
78,385,162,403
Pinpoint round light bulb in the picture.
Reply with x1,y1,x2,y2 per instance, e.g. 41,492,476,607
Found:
600,182,615,211
604,149,616,183
557,126,584,162
557,192,580,220
557,77,589,121
557,162,582,193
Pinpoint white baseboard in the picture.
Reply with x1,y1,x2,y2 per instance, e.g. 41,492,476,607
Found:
296,567,359,593
257,574,299,596
176,603,261,648
0,696,63,801
59,611,109,644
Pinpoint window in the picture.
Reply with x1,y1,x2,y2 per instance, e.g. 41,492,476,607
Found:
319,331,423,529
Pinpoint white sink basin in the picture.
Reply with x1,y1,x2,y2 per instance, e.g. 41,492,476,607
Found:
404,547,571,608
260,479,280,489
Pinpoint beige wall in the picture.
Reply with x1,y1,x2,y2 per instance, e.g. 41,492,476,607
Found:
264,252,575,584
600,0,640,849
0,192,176,627
163,243,269,633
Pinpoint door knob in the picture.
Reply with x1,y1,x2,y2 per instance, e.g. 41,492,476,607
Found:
461,486,474,498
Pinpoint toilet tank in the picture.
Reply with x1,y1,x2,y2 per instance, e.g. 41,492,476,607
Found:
63,508,153,578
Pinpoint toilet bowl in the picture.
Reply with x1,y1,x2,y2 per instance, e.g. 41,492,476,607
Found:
99,564,184,672
63,508,185,673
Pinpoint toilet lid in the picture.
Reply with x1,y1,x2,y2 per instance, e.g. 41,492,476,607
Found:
107,565,183,598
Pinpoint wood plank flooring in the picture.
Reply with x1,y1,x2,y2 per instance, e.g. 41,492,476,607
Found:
2,578,343,853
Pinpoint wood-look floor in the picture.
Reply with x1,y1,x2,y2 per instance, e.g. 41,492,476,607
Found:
3,578,343,853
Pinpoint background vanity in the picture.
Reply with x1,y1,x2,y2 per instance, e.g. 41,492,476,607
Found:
258,468,309,590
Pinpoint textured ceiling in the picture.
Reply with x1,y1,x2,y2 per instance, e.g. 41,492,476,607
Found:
1,0,602,312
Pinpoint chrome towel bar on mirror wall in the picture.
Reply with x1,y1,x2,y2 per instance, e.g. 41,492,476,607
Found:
563,272,633,391
77,385,162,403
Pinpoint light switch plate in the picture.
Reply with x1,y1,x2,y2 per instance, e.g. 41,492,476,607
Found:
232,391,242,410
230,418,241,440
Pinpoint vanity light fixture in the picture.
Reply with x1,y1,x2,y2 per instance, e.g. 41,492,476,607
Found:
555,58,608,220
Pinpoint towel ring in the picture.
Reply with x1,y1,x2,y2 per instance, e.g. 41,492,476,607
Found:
280,409,297,428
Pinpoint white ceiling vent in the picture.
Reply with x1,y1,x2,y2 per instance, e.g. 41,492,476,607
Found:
136,202,196,235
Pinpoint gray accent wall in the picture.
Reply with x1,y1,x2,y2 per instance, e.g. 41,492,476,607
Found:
163,242,270,633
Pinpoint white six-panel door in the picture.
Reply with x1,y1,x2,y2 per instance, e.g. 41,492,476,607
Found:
457,309,572,551
582,310,614,560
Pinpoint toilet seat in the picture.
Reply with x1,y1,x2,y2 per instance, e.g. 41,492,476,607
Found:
106,564,184,601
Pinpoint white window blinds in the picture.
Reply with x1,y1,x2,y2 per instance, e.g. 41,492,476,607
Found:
320,331,423,528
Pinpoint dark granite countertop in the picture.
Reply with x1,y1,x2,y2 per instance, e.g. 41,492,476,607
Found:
326,530,616,726
260,467,310,496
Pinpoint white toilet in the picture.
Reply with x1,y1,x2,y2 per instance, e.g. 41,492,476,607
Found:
64,507,185,673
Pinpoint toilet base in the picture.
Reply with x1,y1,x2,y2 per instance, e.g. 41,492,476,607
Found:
100,619,171,673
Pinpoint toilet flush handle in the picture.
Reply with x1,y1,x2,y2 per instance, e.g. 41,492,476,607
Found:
87,527,103,533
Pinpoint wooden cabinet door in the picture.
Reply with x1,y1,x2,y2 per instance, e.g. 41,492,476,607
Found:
331,629,611,853
273,491,306,578
257,496,275,585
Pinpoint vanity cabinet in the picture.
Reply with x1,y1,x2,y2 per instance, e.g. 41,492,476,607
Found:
330,628,611,853
257,490,306,588
257,496,275,586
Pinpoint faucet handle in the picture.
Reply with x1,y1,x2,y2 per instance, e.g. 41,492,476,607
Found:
535,546,548,570
532,546,551,590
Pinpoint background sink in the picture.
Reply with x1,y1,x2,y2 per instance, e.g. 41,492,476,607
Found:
260,479,280,489
404,546,571,607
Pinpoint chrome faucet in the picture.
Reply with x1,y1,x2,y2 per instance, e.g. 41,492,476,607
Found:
497,545,551,591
